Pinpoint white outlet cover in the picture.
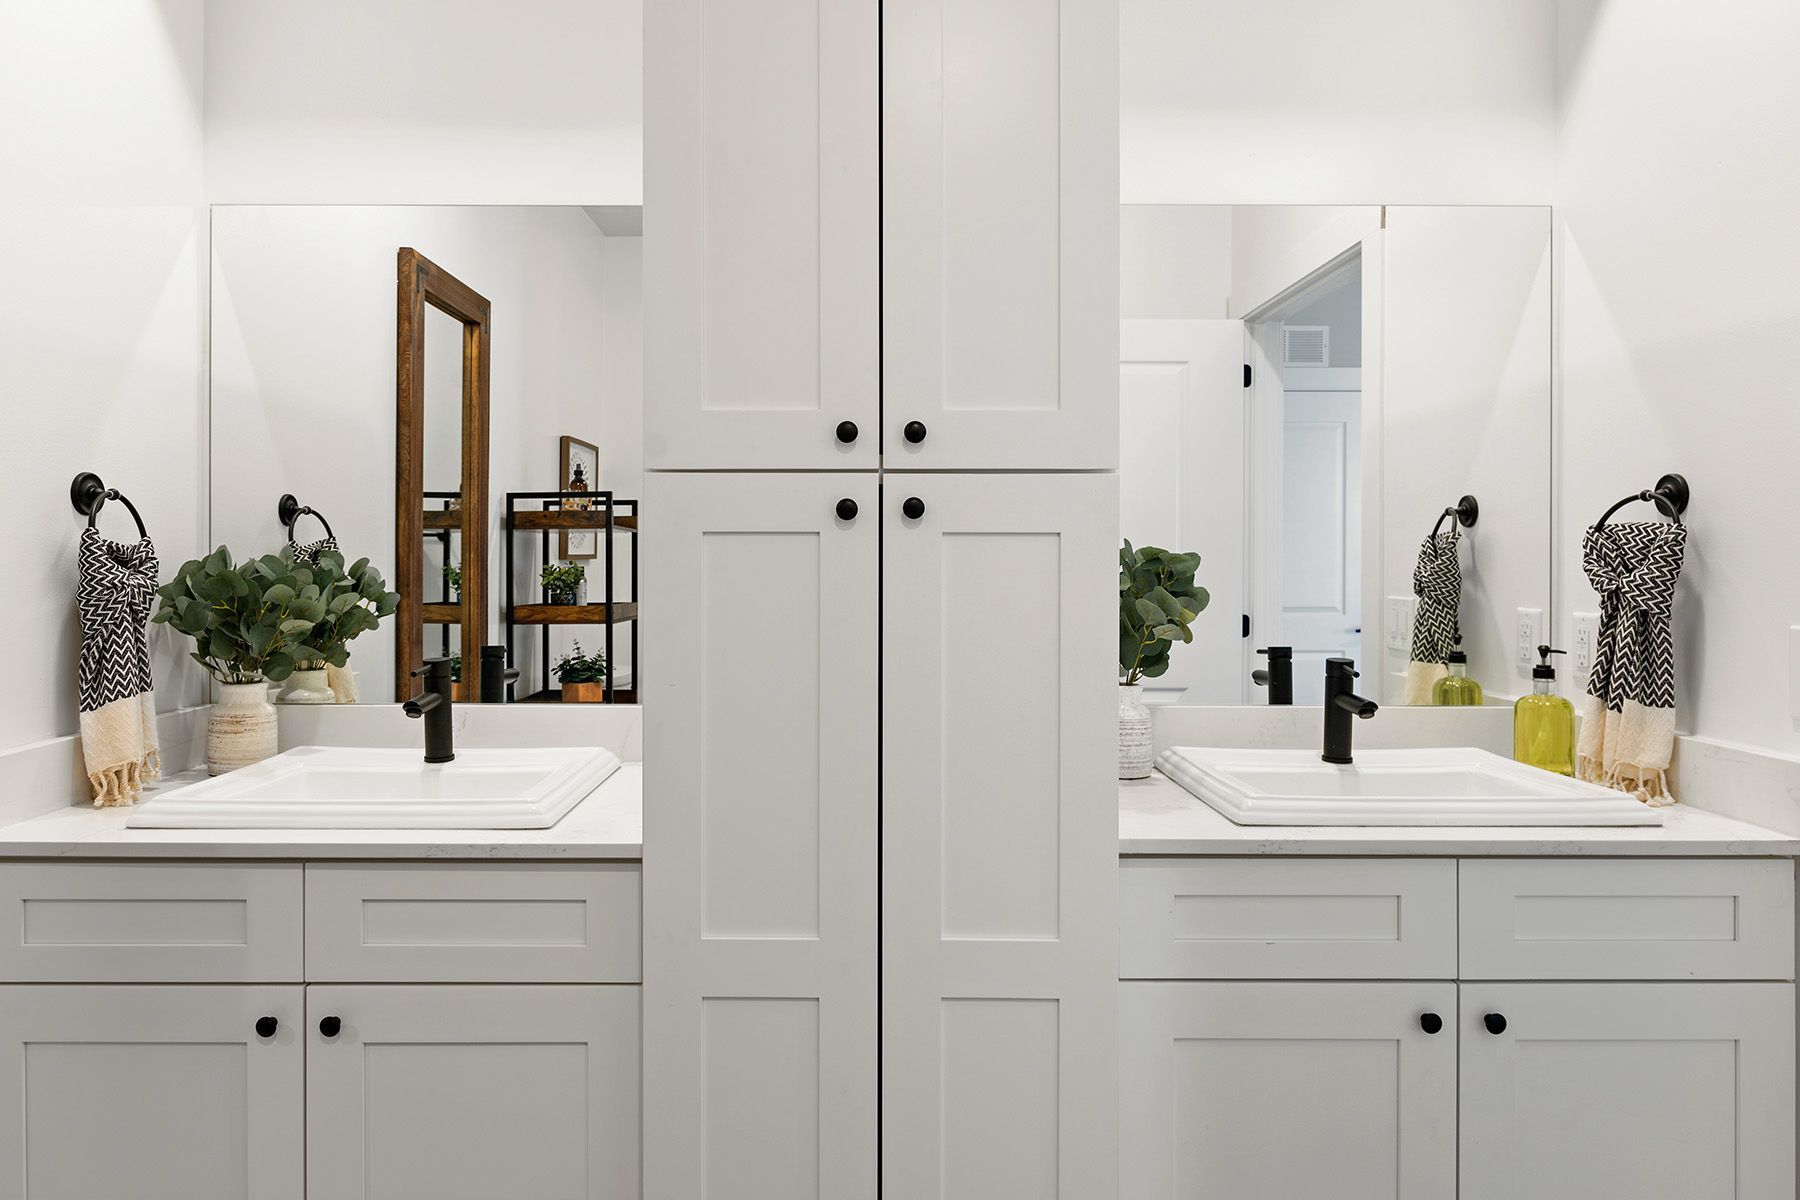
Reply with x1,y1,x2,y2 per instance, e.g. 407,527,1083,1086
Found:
1516,608,1544,672
1571,612,1601,687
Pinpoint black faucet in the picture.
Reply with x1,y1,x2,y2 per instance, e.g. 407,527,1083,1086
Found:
1252,646,1294,705
404,658,456,763
1322,657,1378,765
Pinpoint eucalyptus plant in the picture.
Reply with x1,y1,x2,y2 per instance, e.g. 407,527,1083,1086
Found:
282,548,400,670
1119,540,1210,685
151,547,325,683
552,640,608,684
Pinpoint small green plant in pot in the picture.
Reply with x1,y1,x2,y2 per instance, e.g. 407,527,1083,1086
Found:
552,640,608,703
442,561,462,599
275,548,400,704
1117,540,1209,779
541,561,586,605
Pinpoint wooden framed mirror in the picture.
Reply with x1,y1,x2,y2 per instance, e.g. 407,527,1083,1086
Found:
395,247,491,701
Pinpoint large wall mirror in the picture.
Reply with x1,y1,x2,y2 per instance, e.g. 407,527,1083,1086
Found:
210,205,643,707
1120,204,1552,706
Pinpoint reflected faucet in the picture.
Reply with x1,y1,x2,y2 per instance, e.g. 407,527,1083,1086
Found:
1322,657,1378,765
1252,646,1294,705
404,658,456,763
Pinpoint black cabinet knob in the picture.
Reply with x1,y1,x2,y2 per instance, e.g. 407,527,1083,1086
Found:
835,420,858,444
835,498,858,521
1419,1012,1443,1035
1483,1012,1507,1035
319,1016,342,1039
254,1016,278,1039
903,420,927,444
902,496,925,520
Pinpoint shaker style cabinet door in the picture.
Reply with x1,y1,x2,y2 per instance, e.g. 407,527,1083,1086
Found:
642,473,879,1199
882,473,1118,1197
1459,983,1795,1200
644,0,878,469
0,985,304,1200
1120,982,1459,1200
883,0,1118,470
305,985,640,1200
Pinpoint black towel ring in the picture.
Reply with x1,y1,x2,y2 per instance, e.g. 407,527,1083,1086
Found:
69,472,148,540
1429,495,1479,540
1594,473,1689,529
278,493,336,543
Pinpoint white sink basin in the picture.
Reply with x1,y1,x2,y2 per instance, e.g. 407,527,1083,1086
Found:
1156,746,1661,827
126,745,621,830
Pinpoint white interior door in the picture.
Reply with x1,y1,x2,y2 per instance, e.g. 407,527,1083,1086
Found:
642,472,878,1199
1459,983,1795,1200
1280,387,1362,702
1120,319,1247,703
0,984,304,1200
883,473,1117,1197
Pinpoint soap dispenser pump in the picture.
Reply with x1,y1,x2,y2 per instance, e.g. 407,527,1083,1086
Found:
1514,645,1575,776
1431,638,1483,706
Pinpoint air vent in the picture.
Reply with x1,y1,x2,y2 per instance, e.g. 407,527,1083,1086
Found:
1282,325,1330,367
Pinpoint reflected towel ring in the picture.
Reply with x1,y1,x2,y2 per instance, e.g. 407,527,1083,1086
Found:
1429,495,1479,540
69,472,148,540
278,493,336,543
1594,473,1689,529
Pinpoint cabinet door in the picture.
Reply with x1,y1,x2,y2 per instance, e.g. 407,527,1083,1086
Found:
1460,983,1795,1200
0,984,303,1200
642,473,879,1198
883,473,1117,1196
306,985,639,1199
1121,982,1458,1199
884,0,1117,469
644,0,878,468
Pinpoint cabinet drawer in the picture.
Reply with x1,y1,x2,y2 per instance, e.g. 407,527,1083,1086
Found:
0,862,303,982
1459,859,1795,981
305,863,640,982
1120,859,1457,979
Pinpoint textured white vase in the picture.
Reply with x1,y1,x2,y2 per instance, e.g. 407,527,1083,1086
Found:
209,681,278,775
278,667,335,705
1118,683,1152,779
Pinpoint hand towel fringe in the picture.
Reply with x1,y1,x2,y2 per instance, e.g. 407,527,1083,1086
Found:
87,747,160,808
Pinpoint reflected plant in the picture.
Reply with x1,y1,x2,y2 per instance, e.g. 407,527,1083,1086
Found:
1118,540,1209,685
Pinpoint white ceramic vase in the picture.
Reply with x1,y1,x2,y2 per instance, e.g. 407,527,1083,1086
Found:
209,681,278,775
279,667,335,705
1119,683,1152,779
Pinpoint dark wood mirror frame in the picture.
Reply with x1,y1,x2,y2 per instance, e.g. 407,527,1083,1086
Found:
395,247,491,701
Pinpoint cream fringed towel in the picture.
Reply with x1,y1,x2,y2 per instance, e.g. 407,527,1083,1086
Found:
1401,531,1462,704
1578,521,1687,805
76,528,161,805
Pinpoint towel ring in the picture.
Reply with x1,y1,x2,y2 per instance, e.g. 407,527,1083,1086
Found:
278,493,336,543
70,472,148,540
1429,495,1479,540
1594,473,1689,529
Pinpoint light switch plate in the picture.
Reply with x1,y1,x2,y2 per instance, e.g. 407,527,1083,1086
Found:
1516,608,1545,672
1790,627,1800,720
1385,596,1412,652
1571,612,1601,687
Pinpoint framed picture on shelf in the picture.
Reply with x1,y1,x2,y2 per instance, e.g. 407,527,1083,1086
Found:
558,435,600,560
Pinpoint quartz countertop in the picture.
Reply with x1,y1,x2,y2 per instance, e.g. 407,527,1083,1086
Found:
1120,770,1800,857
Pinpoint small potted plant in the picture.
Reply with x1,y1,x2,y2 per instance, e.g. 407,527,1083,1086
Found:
552,641,608,702
442,561,461,599
540,561,586,606
1118,541,1209,779
276,549,400,704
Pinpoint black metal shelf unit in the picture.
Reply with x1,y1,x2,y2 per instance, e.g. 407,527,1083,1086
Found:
503,490,639,704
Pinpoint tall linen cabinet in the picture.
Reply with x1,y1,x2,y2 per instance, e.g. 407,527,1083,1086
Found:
644,0,1118,1194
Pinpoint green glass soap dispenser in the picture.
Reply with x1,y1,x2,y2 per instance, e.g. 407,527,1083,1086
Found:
1515,645,1575,776
1431,640,1484,706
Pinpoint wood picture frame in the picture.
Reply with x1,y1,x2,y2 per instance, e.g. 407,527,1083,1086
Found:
396,247,491,702
558,435,601,560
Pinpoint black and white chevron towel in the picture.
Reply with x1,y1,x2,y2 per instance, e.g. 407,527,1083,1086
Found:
1402,531,1462,703
76,527,161,806
290,534,338,566
1578,521,1686,805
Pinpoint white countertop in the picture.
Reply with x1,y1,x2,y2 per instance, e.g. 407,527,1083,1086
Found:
1120,770,1800,857
0,764,644,860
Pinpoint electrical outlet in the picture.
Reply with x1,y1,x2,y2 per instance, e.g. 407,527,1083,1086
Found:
1571,612,1601,687
1516,608,1544,672
1385,596,1412,652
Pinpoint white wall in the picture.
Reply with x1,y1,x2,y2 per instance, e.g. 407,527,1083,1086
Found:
1120,206,1232,318
210,206,617,700
1122,0,1557,204
0,1,209,753
1554,0,1800,754
203,0,643,204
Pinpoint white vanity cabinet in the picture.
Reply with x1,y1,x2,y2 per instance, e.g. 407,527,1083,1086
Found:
1120,856,1797,1200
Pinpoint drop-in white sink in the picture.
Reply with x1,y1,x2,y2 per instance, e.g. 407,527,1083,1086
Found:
1156,746,1661,827
126,745,621,830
